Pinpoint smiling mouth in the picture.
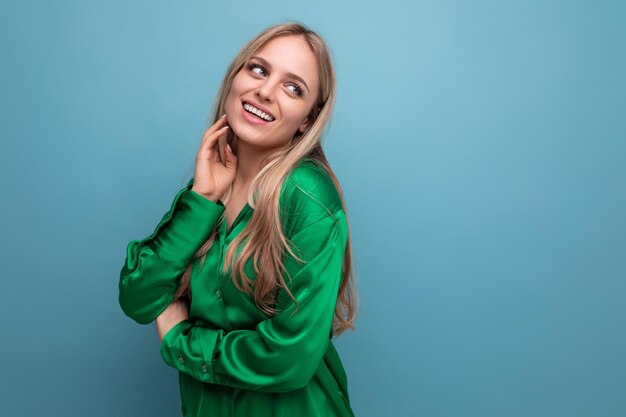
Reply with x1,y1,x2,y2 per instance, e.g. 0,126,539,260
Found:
242,101,275,122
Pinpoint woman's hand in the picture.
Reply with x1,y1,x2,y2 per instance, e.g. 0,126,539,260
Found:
191,114,238,202
156,300,189,342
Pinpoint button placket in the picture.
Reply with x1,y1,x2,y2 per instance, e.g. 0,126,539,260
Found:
215,213,234,331
217,217,227,301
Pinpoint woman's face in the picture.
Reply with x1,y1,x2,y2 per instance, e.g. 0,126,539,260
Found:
224,35,320,150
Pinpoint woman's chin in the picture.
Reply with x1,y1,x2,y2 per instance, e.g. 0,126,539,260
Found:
231,124,269,145
229,121,293,150
231,132,263,149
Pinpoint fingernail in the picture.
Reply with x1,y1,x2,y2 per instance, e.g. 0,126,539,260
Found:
226,144,232,152
221,113,226,118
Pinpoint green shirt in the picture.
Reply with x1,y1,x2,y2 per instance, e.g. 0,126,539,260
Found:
119,158,355,417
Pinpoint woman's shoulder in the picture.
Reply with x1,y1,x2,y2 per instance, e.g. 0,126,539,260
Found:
288,158,342,209
281,158,344,233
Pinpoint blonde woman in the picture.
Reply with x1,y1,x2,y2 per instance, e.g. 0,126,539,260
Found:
119,21,357,417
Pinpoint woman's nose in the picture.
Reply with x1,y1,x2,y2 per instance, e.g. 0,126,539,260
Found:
256,81,275,102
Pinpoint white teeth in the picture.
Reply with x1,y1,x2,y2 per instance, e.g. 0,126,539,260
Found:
243,103,274,122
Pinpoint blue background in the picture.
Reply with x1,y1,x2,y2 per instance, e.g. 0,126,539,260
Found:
1,1,625,416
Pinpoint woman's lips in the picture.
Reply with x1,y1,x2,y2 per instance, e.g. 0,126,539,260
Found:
241,102,272,125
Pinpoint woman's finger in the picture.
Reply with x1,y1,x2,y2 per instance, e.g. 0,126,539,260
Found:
200,115,228,144
201,126,229,155
199,116,228,148
209,132,227,165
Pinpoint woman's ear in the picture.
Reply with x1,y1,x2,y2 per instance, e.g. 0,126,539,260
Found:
298,108,317,133
298,114,311,133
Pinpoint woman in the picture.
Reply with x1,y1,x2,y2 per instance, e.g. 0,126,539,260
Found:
119,21,357,417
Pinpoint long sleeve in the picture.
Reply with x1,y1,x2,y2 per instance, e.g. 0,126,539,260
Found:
119,178,225,324
159,208,348,393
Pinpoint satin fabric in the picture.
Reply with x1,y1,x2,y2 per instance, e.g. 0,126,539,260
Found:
119,158,355,417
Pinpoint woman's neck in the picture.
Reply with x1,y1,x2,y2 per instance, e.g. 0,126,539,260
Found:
231,136,289,193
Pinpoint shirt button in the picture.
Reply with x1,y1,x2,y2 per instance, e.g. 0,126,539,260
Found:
202,364,207,373
178,355,185,364
215,289,221,299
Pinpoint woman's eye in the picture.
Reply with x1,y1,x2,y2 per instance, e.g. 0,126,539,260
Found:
287,84,303,96
248,64,265,75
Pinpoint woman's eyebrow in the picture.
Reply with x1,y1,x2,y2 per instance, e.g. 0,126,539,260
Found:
250,56,310,92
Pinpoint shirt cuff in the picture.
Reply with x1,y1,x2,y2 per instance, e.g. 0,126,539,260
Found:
160,319,223,383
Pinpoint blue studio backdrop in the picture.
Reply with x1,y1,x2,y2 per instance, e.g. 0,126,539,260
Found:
1,1,625,416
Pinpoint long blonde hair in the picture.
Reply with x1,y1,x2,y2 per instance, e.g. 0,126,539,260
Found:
174,21,357,336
